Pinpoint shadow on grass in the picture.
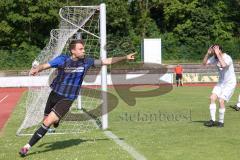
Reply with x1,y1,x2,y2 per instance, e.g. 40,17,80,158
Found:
27,138,109,156
191,120,215,128
191,120,206,124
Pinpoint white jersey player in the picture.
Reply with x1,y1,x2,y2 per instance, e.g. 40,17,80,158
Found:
203,44,236,127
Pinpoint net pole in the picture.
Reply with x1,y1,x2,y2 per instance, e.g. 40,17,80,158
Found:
100,3,108,130
77,90,82,110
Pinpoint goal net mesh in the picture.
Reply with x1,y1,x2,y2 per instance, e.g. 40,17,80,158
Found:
17,5,104,136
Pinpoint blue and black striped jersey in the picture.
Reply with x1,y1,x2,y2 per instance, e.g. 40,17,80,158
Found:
49,54,94,100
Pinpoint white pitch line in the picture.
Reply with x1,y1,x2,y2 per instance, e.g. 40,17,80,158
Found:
104,130,147,160
0,95,8,103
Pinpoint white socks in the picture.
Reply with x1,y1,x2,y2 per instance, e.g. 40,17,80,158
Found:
237,95,240,108
209,103,225,123
219,108,225,123
24,144,31,149
209,103,216,121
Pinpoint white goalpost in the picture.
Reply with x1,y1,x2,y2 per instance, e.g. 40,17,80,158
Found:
100,4,108,130
17,3,108,136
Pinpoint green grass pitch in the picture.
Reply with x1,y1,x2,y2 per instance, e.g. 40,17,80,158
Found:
1,86,240,160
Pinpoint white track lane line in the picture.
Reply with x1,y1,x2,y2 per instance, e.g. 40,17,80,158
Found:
104,130,147,160
0,95,8,103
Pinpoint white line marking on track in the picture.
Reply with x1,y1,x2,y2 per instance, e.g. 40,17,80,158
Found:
104,130,147,160
0,95,8,103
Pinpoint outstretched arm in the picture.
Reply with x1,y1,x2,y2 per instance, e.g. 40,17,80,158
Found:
101,53,135,65
29,63,51,76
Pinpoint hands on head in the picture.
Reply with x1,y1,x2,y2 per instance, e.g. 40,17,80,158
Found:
212,45,221,56
207,46,214,55
208,45,221,56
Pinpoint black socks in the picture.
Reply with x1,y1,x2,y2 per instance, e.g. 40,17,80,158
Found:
29,124,49,147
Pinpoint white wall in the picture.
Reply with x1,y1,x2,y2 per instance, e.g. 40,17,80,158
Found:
0,73,173,87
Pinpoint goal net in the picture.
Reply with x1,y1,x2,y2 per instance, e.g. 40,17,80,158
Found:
17,4,107,136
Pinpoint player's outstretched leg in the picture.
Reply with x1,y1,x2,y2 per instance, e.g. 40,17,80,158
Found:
19,123,49,157
19,112,59,157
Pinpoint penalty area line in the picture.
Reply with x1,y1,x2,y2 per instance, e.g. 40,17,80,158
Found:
104,130,147,160
0,95,8,103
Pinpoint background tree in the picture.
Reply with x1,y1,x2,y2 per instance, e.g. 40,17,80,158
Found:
0,0,239,69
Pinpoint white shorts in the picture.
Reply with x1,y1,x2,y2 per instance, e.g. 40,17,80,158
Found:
212,83,236,102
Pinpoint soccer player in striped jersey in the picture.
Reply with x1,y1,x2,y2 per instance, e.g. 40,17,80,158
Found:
19,40,135,157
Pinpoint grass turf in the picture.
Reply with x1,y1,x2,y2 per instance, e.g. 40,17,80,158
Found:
1,86,240,160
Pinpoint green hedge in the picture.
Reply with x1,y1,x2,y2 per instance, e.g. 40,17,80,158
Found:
161,33,240,61
0,43,40,70
1,37,239,70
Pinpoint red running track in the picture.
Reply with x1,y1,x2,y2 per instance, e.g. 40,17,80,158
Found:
0,88,27,131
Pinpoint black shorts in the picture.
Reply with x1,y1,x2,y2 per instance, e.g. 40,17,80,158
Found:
176,74,182,80
44,91,73,119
